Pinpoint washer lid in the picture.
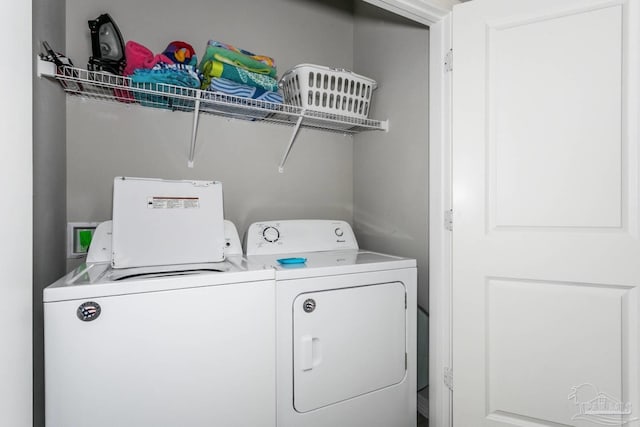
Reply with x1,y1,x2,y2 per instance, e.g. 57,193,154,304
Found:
44,256,274,302
111,177,225,268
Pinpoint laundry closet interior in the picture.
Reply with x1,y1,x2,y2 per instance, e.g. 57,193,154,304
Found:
32,0,431,425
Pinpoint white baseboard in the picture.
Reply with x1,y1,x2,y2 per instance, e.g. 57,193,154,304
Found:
417,389,429,418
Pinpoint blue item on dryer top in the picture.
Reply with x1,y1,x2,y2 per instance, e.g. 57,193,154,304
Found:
277,257,307,265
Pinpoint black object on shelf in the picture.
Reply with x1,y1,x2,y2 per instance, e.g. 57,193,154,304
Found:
88,13,126,75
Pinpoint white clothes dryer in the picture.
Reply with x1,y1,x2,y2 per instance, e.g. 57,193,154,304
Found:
44,221,276,427
246,219,417,427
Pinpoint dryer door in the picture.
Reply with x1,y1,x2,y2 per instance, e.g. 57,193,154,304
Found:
292,281,406,413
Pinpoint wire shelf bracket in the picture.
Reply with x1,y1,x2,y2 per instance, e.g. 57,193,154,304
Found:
279,110,305,173
188,92,202,168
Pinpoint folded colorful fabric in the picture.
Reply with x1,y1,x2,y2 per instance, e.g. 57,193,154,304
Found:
131,63,200,109
200,60,278,92
162,41,198,67
204,78,282,121
206,77,283,103
208,40,275,67
123,41,174,76
199,43,276,77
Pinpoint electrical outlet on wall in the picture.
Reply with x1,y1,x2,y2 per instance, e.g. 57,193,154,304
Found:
67,222,100,258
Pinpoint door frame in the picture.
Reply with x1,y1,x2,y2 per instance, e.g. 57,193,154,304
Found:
427,12,453,427
362,2,454,427
1,1,33,426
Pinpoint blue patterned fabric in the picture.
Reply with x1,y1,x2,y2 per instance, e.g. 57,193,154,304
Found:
131,63,200,109
207,77,282,103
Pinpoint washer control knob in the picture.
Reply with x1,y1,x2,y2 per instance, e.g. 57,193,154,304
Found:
334,227,344,237
262,226,280,243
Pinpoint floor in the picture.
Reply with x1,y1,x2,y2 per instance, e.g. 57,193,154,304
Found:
417,413,428,427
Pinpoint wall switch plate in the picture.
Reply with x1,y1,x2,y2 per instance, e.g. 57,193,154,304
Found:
67,222,100,258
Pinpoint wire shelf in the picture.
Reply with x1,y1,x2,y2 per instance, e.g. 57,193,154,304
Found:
38,59,389,170
49,65,387,132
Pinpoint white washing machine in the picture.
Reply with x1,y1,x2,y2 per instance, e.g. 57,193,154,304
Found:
44,221,276,427
246,219,417,427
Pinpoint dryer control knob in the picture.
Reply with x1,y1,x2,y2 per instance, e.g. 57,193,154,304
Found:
303,298,316,313
262,226,280,243
334,227,344,237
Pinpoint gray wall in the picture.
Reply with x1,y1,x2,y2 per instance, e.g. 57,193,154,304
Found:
33,0,67,426
353,3,430,310
65,0,357,237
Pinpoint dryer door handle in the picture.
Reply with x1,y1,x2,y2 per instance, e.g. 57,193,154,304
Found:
300,335,322,371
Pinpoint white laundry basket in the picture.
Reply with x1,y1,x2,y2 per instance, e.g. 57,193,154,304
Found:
280,64,377,119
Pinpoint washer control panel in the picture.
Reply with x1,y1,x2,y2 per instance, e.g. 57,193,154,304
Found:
245,220,358,255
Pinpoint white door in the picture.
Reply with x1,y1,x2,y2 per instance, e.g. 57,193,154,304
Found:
453,0,640,426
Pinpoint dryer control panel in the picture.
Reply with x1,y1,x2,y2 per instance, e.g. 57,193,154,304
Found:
245,220,358,255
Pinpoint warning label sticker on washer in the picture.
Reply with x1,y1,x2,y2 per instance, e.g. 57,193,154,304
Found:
147,197,200,209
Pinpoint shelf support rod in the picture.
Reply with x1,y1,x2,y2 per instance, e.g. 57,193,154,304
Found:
278,110,305,173
187,91,202,168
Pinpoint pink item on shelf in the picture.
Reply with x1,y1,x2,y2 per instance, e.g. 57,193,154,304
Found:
114,88,135,103
123,40,174,76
